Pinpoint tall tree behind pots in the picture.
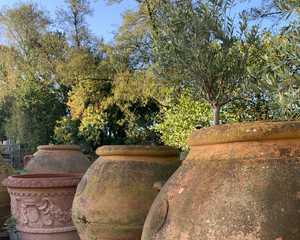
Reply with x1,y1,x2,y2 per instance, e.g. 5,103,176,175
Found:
0,3,68,151
56,0,93,49
149,0,249,125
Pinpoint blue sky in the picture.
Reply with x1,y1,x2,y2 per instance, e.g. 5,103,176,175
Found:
0,0,288,44
0,0,138,42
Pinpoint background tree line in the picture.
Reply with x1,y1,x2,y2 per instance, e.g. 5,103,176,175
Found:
0,0,299,152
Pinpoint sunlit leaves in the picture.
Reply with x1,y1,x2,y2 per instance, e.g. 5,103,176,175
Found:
154,93,212,150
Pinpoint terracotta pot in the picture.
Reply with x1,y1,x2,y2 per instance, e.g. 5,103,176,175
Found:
3,173,82,240
23,155,33,168
0,157,14,230
142,121,300,240
72,145,180,240
25,145,90,174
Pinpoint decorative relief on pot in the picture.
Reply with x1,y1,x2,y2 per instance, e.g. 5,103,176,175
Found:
10,194,73,229
148,198,169,233
4,173,81,239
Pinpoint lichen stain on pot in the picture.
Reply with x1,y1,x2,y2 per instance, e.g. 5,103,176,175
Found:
72,145,180,240
142,121,300,240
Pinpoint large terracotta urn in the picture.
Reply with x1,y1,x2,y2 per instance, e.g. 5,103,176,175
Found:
0,155,14,230
3,173,82,240
72,145,180,240
25,145,90,173
142,121,300,240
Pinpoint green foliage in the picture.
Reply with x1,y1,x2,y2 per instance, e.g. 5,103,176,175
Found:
153,91,245,150
152,0,249,124
51,7,167,150
244,28,300,120
55,70,163,149
5,79,65,152
57,0,93,48
261,33,300,119
225,94,274,122
0,3,50,52
78,106,107,144
0,0,299,154
0,97,13,140
53,116,82,145
0,3,68,151
154,94,211,150
248,0,299,21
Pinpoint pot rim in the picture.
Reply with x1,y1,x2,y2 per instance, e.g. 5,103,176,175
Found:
37,145,81,151
188,121,300,146
96,145,179,157
2,173,82,189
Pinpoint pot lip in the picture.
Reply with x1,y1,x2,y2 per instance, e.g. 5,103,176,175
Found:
2,173,82,189
37,145,81,151
188,121,300,146
96,145,179,157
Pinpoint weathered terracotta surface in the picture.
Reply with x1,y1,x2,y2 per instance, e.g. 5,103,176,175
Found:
25,145,90,173
0,156,14,230
23,155,33,168
142,121,300,240
3,173,82,240
72,145,180,240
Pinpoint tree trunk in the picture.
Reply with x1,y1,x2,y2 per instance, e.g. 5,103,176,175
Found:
213,105,221,125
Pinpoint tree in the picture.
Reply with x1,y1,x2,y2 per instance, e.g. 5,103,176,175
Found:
5,79,66,151
57,0,93,48
151,0,249,125
0,97,13,140
55,54,164,150
0,3,67,151
0,3,50,55
246,0,300,120
247,0,299,22
260,33,300,119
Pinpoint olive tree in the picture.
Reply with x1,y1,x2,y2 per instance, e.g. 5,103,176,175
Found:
151,0,249,125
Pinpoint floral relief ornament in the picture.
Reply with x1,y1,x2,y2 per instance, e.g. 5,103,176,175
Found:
3,173,81,239
11,196,72,228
